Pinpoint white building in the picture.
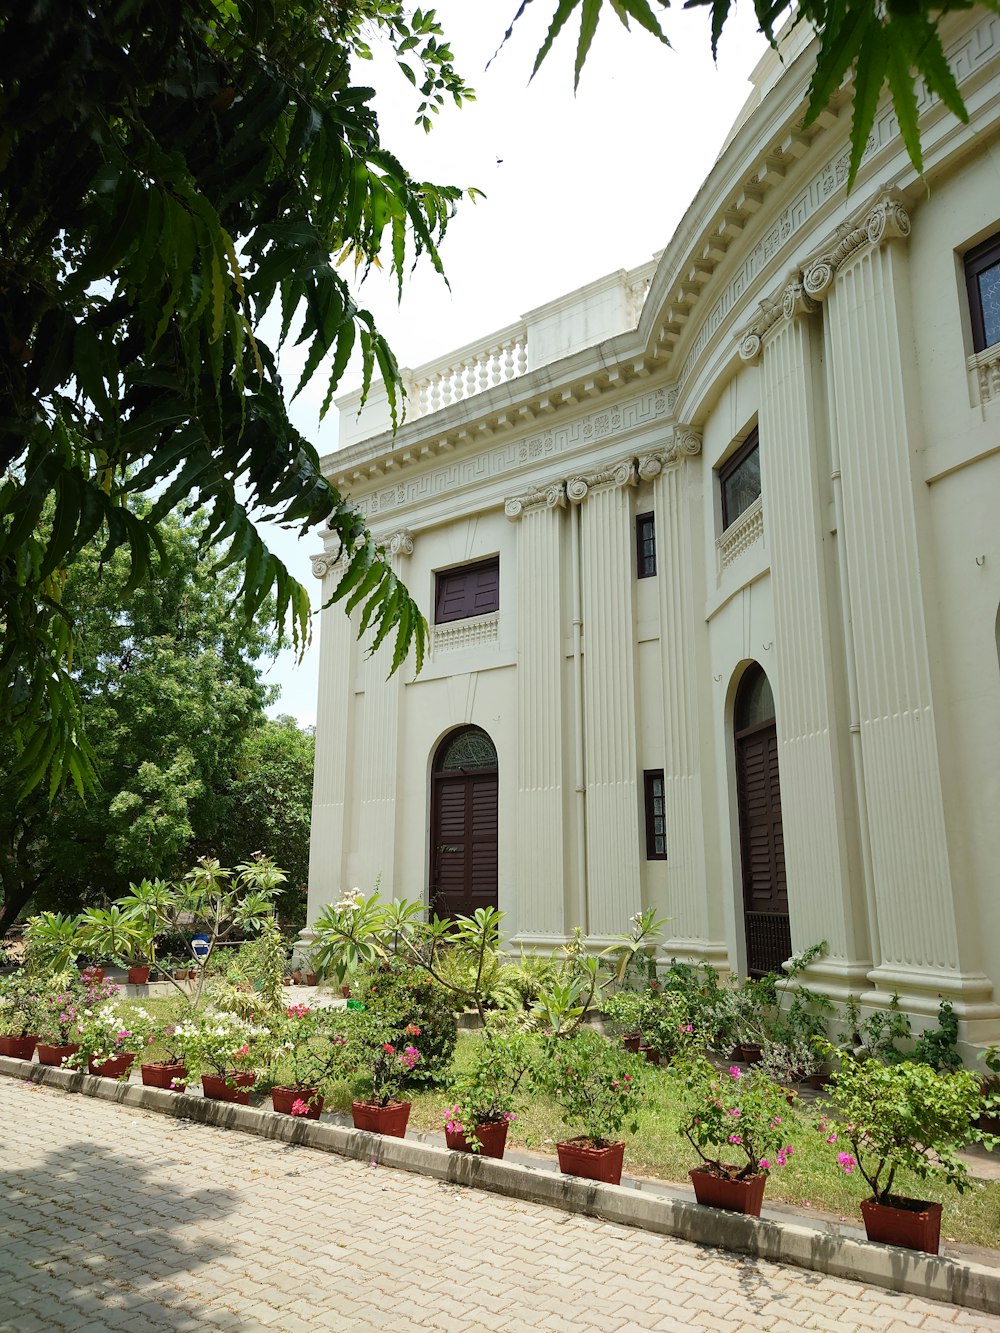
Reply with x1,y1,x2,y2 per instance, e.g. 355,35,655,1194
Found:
307,11,1000,1045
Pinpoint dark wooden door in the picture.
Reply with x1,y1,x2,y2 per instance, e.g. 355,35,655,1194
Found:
735,715,789,977
430,770,498,918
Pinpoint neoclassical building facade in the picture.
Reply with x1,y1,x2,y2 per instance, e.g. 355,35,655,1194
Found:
308,11,1000,1044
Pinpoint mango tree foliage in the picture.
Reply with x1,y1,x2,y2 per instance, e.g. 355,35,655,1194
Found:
0,0,474,797
507,0,992,186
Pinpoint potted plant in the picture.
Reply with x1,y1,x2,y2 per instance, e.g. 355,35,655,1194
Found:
33,984,86,1066
717,974,777,1063
817,1050,983,1253
541,1029,644,1186
635,990,698,1067
977,1046,1000,1138
141,1017,191,1091
171,1011,271,1104
348,1013,421,1137
443,1019,535,1158
601,989,645,1052
677,1053,794,1215
76,906,157,986
0,972,45,1059
261,1004,349,1119
68,1004,152,1078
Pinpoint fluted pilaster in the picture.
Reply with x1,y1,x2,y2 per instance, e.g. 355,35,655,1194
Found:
759,297,865,973
508,487,566,937
306,548,353,923
648,441,711,947
570,461,642,935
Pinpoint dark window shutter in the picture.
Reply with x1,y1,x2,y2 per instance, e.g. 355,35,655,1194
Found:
644,769,667,859
636,512,656,578
719,428,761,530
965,232,1000,353
435,557,500,624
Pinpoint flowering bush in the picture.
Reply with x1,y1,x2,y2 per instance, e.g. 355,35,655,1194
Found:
540,1029,644,1147
0,972,47,1037
66,1004,154,1071
170,1011,271,1080
259,1005,350,1094
677,1053,794,1180
817,1050,983,1204
352,960,457,1081
444,1017,536,1139
348,1011,421,1106
636,990,700,1061
33,981,87,1045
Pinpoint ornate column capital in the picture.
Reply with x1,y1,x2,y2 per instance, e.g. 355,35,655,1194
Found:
504,482,566,521
566,458,637,504
738,279,818,363
640,426,703,475
311,532,345,579
383,529,414,559
803,187,910,300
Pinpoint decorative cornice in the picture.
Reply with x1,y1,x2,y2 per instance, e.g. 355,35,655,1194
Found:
382,529,414,559
802,188,910,299
638,425,703,477
566,458,637,504
504,481,566,521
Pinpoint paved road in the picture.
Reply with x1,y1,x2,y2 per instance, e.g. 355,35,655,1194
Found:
0,1080,996,1333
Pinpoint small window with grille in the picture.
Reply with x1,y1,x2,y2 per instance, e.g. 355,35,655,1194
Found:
965,232,1000,353
636,511,656,578
644,770,667,860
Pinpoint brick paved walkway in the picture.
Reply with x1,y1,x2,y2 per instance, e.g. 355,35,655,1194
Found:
1,1080,996,1333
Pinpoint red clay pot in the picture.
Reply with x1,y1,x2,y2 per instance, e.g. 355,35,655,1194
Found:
860,1197,942,1254
621,1034,642,1053
0,1035,37,1060
689,1166,767,1216
556,1138,626,1186
738,1044,763,1065
88,1053,136,1079
306,972,318,986
36,1042,80,1067
291,970,303,984
127,966,151,985
271,1086,324,1119
80,968,105,984
201,1072,255,1105
351,1100,411,1137
445,1119,510,1159
341,985,352,999
638,1044,661,1065
141,1061,188,1092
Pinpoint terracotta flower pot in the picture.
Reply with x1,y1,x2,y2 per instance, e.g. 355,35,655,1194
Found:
36,1042,80,1067
556,1138,626,1186
621,1034,642,1053
291,970,302,984
80,968,104,984
306,972,318,986
351,1100,411,1137
689,1166,767,1216
141,1061,188,1092
738,1043,763,1065
272,1086,324,1119
0,1034,37,1060
638,1044,661,1065
341,985,351,999
201,1072,255,1105
174,969,188,981
127,966,151,985
88,1053,136,1079
188,969,198,980
445,1119,510,1159
860,1197,943,1254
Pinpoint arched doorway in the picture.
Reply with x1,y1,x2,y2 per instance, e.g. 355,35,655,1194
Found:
734,664,789,977
429,726,499,919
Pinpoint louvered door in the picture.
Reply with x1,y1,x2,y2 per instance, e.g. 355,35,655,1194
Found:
430,772,498,918
735,722,789,976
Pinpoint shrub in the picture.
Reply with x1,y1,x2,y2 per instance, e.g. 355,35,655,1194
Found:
539,1029,645,1147
677,1053,794,1180
353,961,457,1082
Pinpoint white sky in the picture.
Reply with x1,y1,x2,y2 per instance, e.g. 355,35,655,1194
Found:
261,3,772,725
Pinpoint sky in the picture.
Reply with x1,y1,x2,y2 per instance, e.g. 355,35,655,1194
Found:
261,3,773,726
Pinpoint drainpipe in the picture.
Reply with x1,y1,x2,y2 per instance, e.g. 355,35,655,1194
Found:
830,456,880,966
571,499,588,935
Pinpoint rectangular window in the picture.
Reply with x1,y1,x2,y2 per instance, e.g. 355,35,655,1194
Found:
636,511,656,578
719,427,761,530
434,556,500,625
644,770,667,860
965,232,1000,353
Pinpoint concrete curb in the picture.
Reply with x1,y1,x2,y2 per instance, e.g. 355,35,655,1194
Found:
4,1055,999,1317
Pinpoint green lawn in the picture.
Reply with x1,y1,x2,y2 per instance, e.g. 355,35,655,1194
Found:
117,1010,1000,1251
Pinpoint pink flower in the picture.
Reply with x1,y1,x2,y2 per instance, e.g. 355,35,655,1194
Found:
759,1158,771,1170
837,1152,856,1175
826,1133,837,1144
727,1107,741,1117
623,1074,631,1083
728,1134,742,1144
234,1044,250,1058
382,1043,395,1054
728,1066,742,1079
290,1099,312,1117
